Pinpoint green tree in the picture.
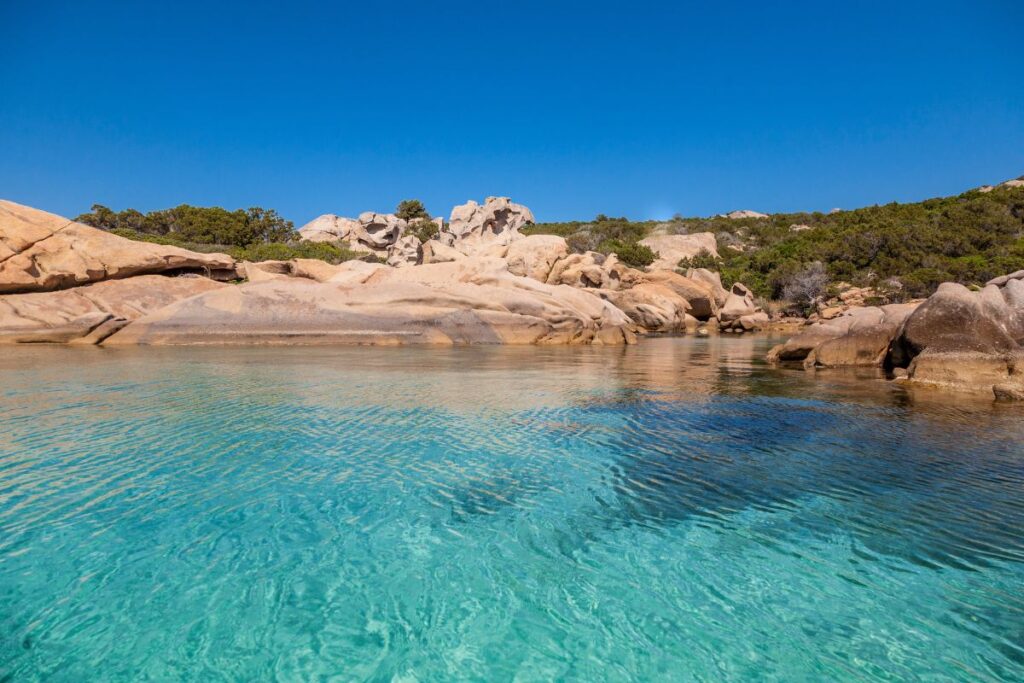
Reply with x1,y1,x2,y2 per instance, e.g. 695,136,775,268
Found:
396,199,429,221
408,218,439,243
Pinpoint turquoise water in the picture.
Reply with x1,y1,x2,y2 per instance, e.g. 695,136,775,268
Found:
1,338,1023,681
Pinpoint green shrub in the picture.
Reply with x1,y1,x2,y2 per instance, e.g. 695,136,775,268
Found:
408,218,439,243
79,204,295,246
677,249,720,271
601,239,656,268
228,241,379,265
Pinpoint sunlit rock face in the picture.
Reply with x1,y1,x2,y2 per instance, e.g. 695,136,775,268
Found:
0,200,235,294
441,196,535,254
768,272,1024,399
639,233,718,271
0,274,227,344
296,214,360,243
102,257,637,347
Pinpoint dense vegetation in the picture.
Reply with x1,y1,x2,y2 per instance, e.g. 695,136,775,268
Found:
526,184,1024,299
77,204,296,245
521,217,656,267
76,203,380,264
83,185,1024,299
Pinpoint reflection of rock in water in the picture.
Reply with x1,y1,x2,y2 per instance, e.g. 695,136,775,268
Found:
601,394,1024,572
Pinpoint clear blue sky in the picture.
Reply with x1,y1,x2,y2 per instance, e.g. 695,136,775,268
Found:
2,1,1022,225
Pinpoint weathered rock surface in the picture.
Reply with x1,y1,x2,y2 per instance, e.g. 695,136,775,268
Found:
296,214,360,243
353,212,407,253
420,240,466,265
598,282,691,333
505,235,568,282
718,283,757,323
0,274,226,344
386,235,422,268
720,210,769,219
546,251,620,289
0,200,235,294
643,270,718,320
895,283,1021,358
767,304,918,367
686,268,730,307
638,233,718,271
442,197,535,254
103,257,636,346
769,271,1024,398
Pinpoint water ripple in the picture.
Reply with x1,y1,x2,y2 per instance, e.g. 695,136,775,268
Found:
1,339,1023,681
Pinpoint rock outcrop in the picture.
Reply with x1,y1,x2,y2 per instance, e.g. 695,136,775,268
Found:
638,233,718,271
768,271,1024,399
505,234,568,282
103,257,636,346
0,200,235,293
0,274,226,344
297,212,409,256
441,197,535,254
296,214,360,243
386,235,422,268
1,199,764,347
767,304,919,368
686,268,730,307
420,240,466,265
719,210,769,220
353,212,406,253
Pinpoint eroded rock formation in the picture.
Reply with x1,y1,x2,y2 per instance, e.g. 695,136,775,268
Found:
0,274,226,344
1,198,766,347
0,200,235,293
768,272,1024,399
639,233,718,271
103,257,636,346
442,196,535,254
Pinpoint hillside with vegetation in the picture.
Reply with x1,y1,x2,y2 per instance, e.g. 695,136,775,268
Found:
79,182,1024,301
74,203,379,264
525,182,1024,300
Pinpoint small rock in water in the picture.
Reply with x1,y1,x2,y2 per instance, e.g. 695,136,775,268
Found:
993,383,1024,401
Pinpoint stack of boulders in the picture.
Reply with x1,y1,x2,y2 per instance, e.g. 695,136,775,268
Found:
768,270,1024,400
298,211,416,264
812,283,894,320
303,194,770,335
2,194,770,347
0,199,636,346
438,196,535,254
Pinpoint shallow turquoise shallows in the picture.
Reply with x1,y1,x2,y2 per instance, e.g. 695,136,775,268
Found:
2,337,1023,681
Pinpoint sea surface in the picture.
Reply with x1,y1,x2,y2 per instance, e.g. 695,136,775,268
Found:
1,337,1023,682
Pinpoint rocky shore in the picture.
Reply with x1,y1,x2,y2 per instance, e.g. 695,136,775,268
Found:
4,196,1023,398
768,273,1024,399
0,197,766,346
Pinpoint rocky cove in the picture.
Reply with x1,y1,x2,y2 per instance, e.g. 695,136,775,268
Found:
2,196,1022,401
